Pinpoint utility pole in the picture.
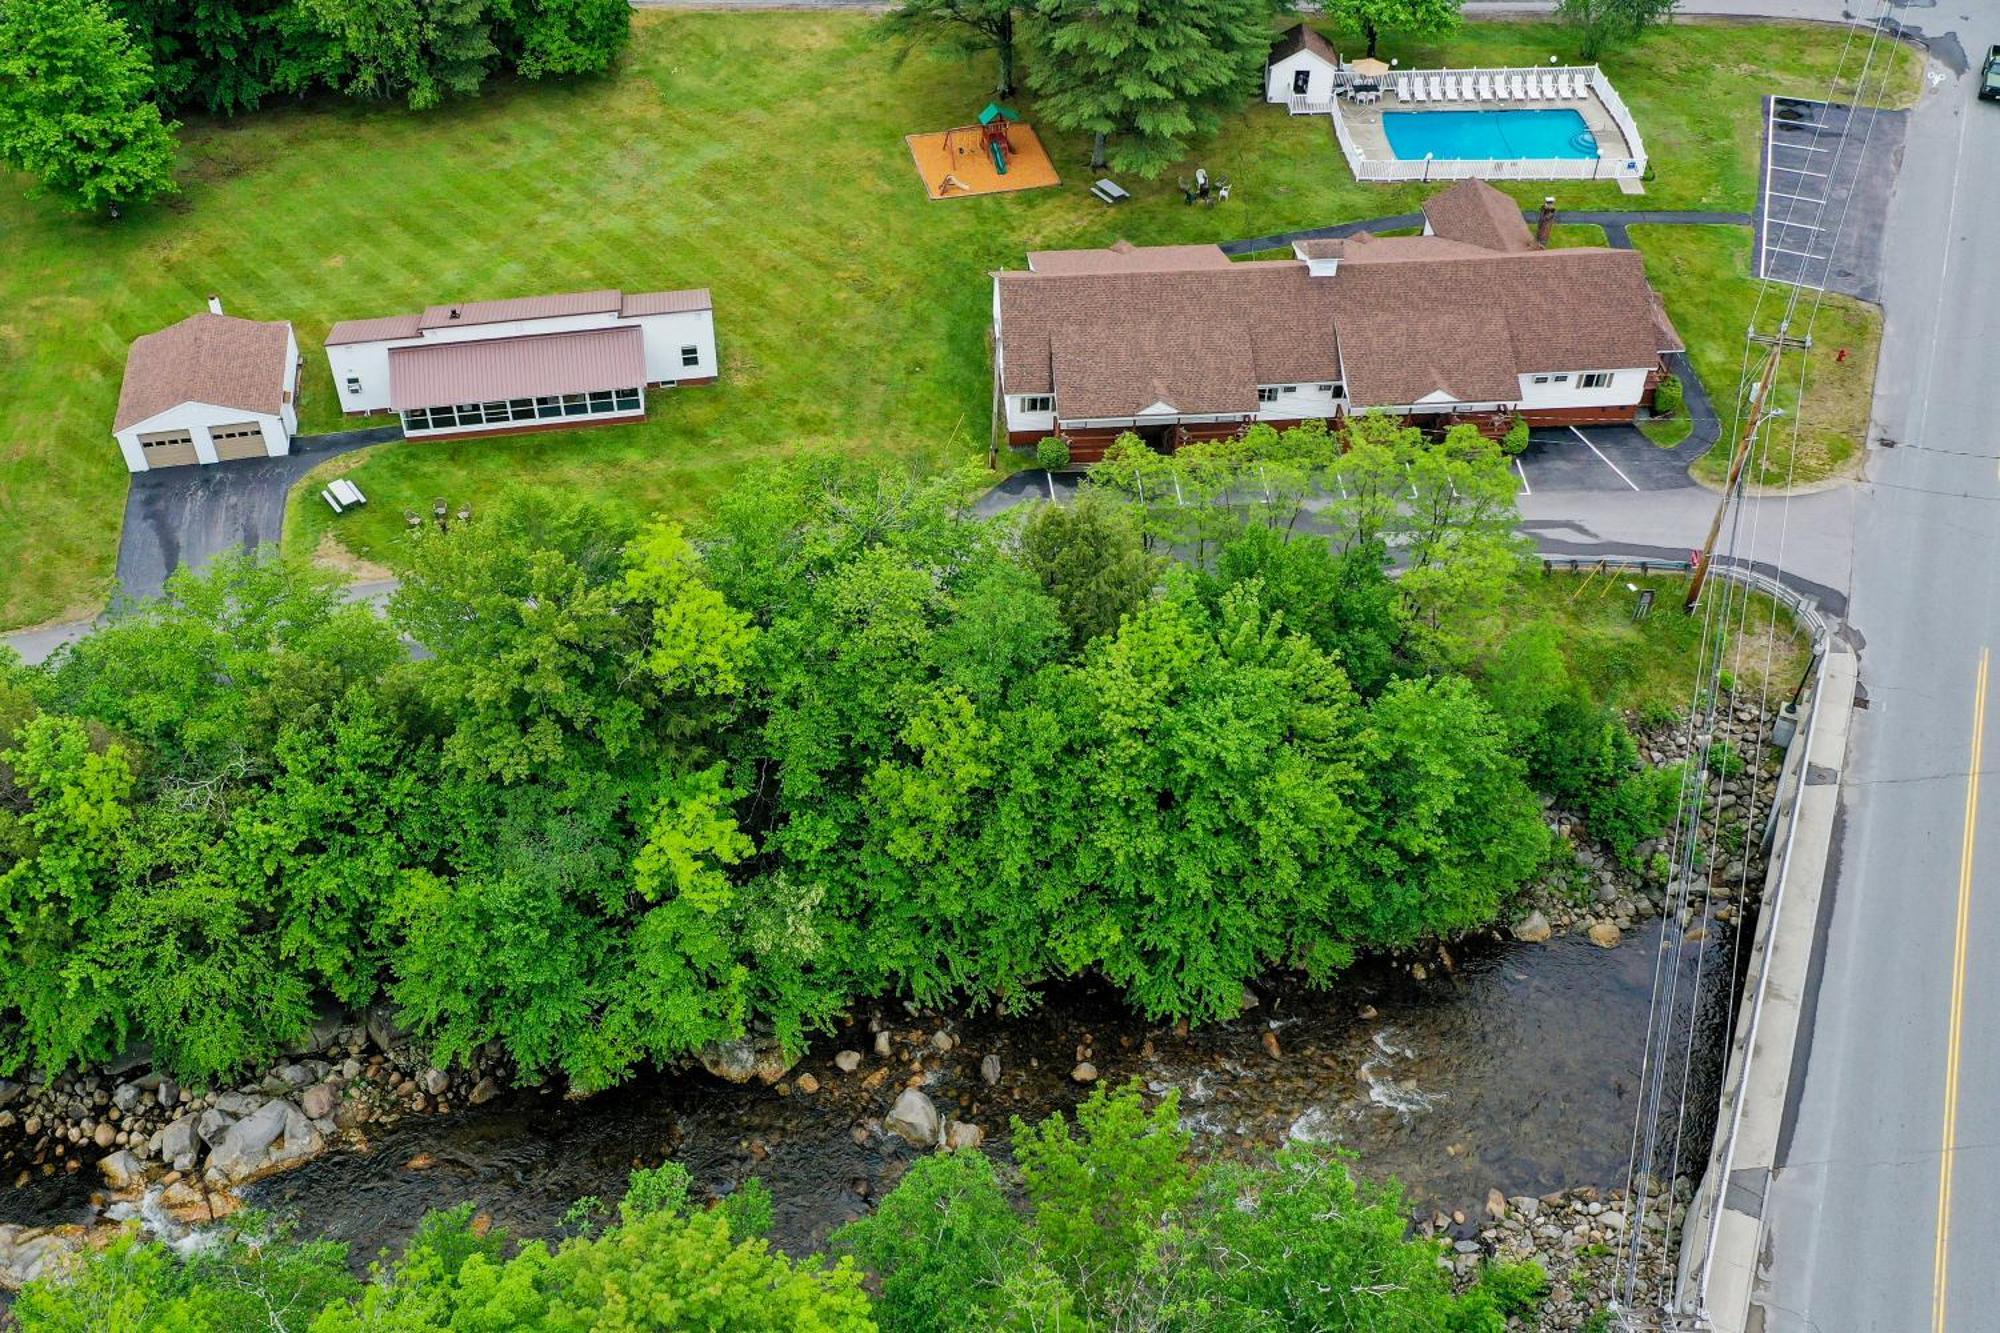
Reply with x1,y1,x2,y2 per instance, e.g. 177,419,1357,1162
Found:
1684,328,1812,613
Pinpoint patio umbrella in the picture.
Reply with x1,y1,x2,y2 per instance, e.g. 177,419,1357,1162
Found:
1349,57,1391,77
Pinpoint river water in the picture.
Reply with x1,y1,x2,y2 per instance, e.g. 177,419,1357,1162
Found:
216,918,1733,1264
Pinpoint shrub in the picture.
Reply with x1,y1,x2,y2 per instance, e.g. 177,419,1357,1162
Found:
1653,373,1685,417
1036,436,1071,471
1503,415,1530,455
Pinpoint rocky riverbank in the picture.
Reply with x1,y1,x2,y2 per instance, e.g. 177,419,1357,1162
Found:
1453,1175,1691,1328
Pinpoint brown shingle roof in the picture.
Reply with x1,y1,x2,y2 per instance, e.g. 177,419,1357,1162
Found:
1269,22,1339,69
995,234,1682,416
1027,239,1232,275
1420,179,1536,253
115,313,293,431
996,261,1341,416
387,327,645,411
620,288,712,316
325,314,423,346
419,290,623,331
1292,239,1346,260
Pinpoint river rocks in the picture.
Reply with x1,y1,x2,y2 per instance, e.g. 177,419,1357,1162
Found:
1071,1061,1098,1084
204,1099,324,1186
366,1003,410,1054
699,1038,798,1086
929,1030,955,1053
156,1114,201,1171
111,1082,144,1114
1511,910,1553,944
468,1077,500,1106
883,1089,940,1147
419,1068,449,1098
91,1122,117,1149
1586,921,1623,949
0,1223,89,1289
1260,1030,1281,1059
874,1031,893,1058
1466,1179,1689,1329
795,1074,820,1095
195,1107,237,1149
945,1120,984,1152
980,1053,1001,1086
834,1050,863,1074
97,1149,143,1190
301,1083,338,1121
1485,1188,1508,1221
0,1082,21,1111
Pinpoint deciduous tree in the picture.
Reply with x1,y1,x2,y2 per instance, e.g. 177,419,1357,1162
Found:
0,0,179,213
1324,0,1463,59
1558,0,1678,60
882,0,1023,96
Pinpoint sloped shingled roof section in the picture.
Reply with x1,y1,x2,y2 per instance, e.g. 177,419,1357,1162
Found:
995,201,1683,416
1420,178,1536,254
1268,22,1339,68
388,327,645,411
116,313,293,431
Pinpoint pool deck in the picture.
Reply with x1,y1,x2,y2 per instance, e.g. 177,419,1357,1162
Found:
1339,89,1631,169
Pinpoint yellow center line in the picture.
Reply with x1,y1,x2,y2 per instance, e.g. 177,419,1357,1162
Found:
1934,645,1989,1333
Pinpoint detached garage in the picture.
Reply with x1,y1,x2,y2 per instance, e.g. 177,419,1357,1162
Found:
114,298,301,473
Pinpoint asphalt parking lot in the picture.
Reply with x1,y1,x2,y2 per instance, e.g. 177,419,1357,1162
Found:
1757,95,1904,301
1514,424,1702,494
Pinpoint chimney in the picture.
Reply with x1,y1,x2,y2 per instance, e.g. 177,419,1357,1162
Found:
448,307,461,321
206,294,223,315
1535,197,1557,248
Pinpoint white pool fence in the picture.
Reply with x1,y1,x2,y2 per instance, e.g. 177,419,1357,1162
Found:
1293,64,1649,183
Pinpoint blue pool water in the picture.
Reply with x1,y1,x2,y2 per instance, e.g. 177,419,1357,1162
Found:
1383,108,1597,161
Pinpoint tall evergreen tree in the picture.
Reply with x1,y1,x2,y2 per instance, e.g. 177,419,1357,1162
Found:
0,0,179,214
1026,0,1271,175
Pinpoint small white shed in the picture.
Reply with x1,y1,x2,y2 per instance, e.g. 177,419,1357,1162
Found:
1266,24,1341,107
113,299,300,472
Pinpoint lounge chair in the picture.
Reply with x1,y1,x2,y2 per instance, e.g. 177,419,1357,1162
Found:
1430,75,1445,102
1397,76,1412,102
1526,74,1545,100
1511,74,1528,101
1476,75,1494,102
1459,76,1475,100
1573,71,1592,97
1443,75,1459,102
1555,72,1573,99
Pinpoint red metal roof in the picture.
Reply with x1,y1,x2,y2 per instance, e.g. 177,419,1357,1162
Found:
419,290,622,331
387,327,645,411
620,289,712,316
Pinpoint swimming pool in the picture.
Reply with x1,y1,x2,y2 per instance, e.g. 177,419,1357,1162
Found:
1383,109,1598,161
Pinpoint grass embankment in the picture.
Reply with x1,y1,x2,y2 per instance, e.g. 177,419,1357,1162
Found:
1631,225,1881,487
0,14,1921,629
1491,570,1811,719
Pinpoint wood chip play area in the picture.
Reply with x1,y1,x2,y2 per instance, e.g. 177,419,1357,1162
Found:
906,104,1061,200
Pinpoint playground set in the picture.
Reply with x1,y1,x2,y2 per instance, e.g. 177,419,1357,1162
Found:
905,103,1061,200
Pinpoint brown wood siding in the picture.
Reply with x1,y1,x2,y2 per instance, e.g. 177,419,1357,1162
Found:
1519,405,1641,427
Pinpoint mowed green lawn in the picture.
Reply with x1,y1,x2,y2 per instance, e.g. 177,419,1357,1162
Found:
0,14,1921,628
1631,225,1881,487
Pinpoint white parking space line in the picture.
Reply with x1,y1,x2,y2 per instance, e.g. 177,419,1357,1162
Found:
1515,457,1531,495
1770,164,1832,180
1764,243,1823,260
1768,219,1824,232
1570,426,1641,492
1773,140,1834,153
1766,189,1821,204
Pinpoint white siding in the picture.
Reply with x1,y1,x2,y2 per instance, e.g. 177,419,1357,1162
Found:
1005,395,1056,435
114,400,290,473
1254,382,1344,421
1514,367,1649,411
1267,51,1338,103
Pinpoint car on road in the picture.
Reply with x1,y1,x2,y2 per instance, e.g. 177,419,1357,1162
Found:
1984,44,2000,101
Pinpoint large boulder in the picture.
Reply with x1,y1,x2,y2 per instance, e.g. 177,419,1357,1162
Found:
156,1114,201,1167
0,1224,89,1290
97,1150,144,1191
195,1108,237,1149
365,1003,410,1055
203,1099,324,1186
883,1089,940,1148
1511,910,1553,944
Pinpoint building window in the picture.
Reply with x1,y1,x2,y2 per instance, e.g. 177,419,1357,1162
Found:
615,389,642,411
1531,375,1551,385
1258,386,1297,404
1552,373,1570,383
1020,395,1052,414
680,345,700,368
345,376,362,395
1293,69,1311,96
1578,371,1613,389
139,430,194,450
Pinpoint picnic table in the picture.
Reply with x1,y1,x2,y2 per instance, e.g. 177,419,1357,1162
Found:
1090,178,1130,205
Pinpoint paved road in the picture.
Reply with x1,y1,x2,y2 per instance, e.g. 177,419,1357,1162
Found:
1750,16,2000,1331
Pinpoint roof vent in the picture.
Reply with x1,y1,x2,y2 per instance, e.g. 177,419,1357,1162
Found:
206,295,223,315
448,308,461,320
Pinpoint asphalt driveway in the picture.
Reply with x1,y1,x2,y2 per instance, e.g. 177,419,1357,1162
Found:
114,426,399,602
